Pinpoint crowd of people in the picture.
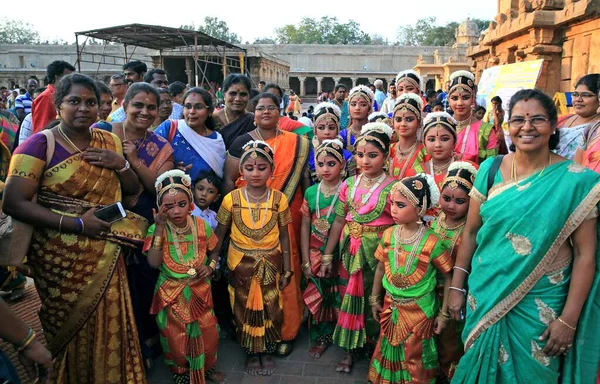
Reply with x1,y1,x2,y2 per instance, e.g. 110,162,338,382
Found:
0,59,599,384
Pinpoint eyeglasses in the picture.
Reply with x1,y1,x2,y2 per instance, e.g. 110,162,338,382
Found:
184,103,206,110
508,116,550,128
255,106,279,112
572,92,597,99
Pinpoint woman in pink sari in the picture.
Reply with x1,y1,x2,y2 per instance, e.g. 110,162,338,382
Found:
448,70,498,164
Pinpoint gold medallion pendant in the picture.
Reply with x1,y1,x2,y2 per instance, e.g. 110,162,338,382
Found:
314,218,331,234
187,268,197,277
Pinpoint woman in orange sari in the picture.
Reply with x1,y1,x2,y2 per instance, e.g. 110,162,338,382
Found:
224,92,310,357
3,74,147,383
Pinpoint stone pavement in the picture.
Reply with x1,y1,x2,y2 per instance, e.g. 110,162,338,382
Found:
147,326,369,384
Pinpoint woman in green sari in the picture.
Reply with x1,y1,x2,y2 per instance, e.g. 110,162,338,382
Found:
448,89,600,383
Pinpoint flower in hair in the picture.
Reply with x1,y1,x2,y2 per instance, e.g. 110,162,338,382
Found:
361,122,394,138
423,112,457,127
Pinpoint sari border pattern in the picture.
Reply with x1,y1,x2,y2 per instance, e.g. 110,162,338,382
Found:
464,182,600,350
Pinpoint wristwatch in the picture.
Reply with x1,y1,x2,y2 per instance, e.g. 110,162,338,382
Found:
117,160,130,173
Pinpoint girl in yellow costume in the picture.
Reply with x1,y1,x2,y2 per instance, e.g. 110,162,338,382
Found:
212,140,293,376
145,169,224,384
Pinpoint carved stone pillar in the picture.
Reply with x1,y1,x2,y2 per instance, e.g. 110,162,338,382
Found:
332,77,341,85
316,77,324,95
299,77,306,97
351,77,357,88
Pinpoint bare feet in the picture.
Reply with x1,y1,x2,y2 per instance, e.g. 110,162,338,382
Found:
245,355,261,376
260,354,277,376
308,341,329,359
206,370,227,384
335,353,353,373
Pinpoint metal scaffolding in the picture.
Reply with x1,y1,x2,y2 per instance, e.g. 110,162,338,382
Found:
74,23,246,87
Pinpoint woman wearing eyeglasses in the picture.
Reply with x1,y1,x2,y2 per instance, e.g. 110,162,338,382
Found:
224,92,311,360
449,89,600,384
155,87,226,184
557,74,600,160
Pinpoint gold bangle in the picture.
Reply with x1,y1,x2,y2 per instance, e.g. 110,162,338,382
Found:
368,295,381,306
208,259,217,270
321,254,334,265
152,236,164,249
17,330,36,352
557,317,577,331
302,261,311,270
438,311,451,320
135,159,143,169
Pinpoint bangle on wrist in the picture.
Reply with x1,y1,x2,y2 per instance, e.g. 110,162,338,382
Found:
76,217,85,234
135,159,143,169
453,266,470,275
208,259,217,270
13,328,35,351
557,317,577,331
152,236,164,249
321,254,334,266
302,261,311,270
449,286,467,295
438,311,451,320
368,294,382,306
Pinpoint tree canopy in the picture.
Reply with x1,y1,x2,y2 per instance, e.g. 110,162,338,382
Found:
180,16,241,44
397,17,489,46
0,18,40,44
274,17,372,45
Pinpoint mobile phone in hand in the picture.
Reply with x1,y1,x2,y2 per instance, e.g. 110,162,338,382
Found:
94,202,126,223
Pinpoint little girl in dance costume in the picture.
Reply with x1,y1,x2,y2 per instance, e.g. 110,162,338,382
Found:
368,174,453,384
322,122,397,373
339,85,375,153
145,169,224,384
430,161,478,382
301,139,345,359
210,140,293,376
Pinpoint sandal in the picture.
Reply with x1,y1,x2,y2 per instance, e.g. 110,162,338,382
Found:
335,353,353,373
308,341,329,359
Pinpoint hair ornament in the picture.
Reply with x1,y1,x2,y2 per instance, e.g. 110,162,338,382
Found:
395,70,423,91
443,161,479,191
394,93,424,121
448,70,476,96
314,102,341,125
315,139,345,164
240,140,274,169
348,85,375,104
360,122,393,138
155,169,193,205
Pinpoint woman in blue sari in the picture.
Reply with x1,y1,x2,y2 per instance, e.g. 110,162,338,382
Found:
448,89,600,384
155,87,226,183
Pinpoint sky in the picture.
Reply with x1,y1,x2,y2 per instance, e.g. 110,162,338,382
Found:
4,0,497,44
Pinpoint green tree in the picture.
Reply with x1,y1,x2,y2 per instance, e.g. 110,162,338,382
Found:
275,17,371,45
396,17,487,46
180,17,241,44
370,34,388,45
0,18,40,44
253,37,276,44
471,18,491,34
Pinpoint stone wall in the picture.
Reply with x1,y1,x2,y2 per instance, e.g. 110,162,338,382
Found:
469,0,600,95
0,44,152,88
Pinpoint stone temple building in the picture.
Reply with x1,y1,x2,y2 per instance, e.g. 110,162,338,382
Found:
1,18,486,96
469,0,600,94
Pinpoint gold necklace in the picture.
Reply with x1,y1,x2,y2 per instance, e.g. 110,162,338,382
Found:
123,123,148,150
224,107,231,124
167,217,192,242
455,113,473,133
255,128,281,153
511,153,552,188
320,181,342,199
362,172,385,188
431,158,453,175
169,217,199,277
396,141,418,158
246,188,268,201
393,224,426,275
58,124,87,155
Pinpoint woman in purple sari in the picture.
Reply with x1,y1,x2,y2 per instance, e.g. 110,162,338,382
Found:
92,82,174,367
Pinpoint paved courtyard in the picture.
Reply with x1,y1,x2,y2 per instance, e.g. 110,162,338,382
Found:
147,326,369,384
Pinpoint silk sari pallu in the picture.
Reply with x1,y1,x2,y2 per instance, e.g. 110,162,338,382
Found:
8,129,147,384
453,159,600,384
